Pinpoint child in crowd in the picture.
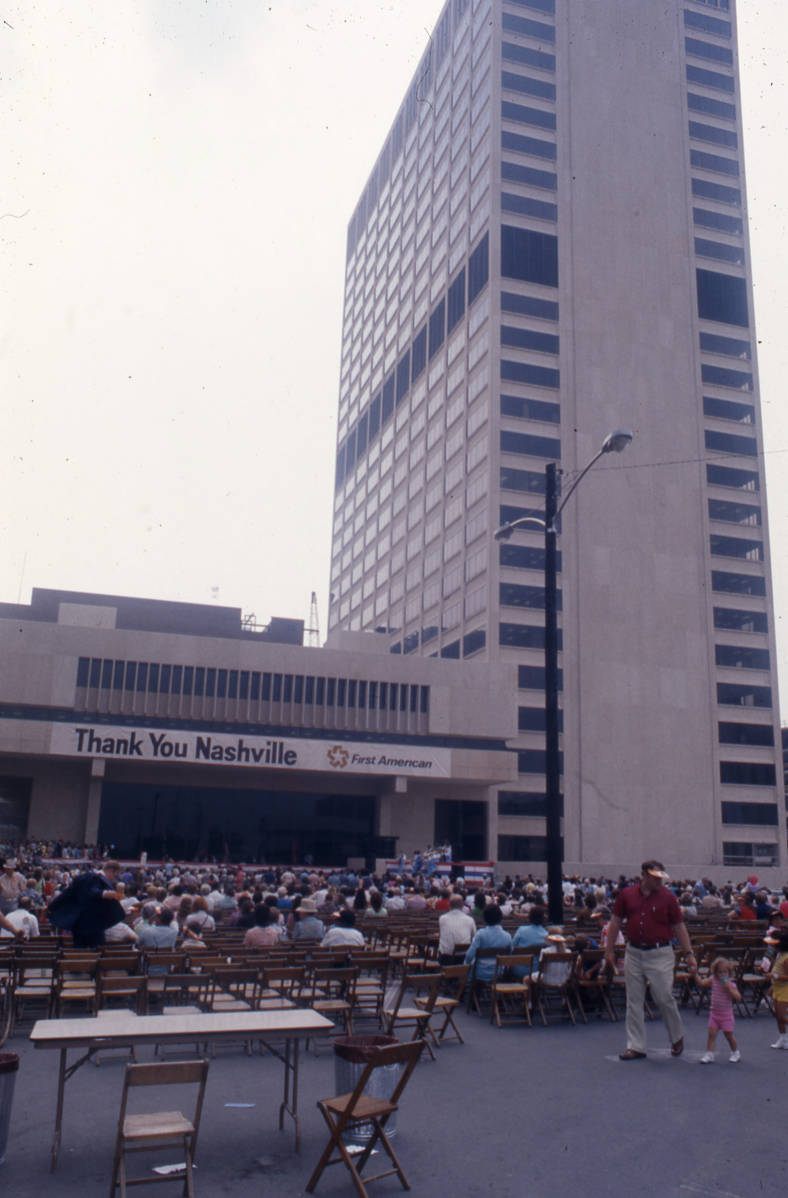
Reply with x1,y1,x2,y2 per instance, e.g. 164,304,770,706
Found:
697,957,741,1063
765,931,788,1049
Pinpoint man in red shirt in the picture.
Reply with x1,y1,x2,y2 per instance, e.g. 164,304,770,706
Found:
604,859,697,1060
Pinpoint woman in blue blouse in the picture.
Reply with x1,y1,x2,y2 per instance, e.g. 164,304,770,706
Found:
464,904,512,982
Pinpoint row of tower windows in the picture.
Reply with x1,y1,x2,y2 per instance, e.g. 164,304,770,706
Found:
335,233,490,491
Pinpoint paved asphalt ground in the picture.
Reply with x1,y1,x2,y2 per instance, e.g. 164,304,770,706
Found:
1,1002,786,1198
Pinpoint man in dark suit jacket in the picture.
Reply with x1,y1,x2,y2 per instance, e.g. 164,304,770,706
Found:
48,861,125,948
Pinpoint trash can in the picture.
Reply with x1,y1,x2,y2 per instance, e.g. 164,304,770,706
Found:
0,1053,19,1166
333,1035,400,1144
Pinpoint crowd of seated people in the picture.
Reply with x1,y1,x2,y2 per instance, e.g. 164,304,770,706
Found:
2,841,788,958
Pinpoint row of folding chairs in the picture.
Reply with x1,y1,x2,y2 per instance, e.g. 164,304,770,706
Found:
464,947,628,1029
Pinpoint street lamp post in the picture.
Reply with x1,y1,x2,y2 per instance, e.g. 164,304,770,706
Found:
495,430,633,924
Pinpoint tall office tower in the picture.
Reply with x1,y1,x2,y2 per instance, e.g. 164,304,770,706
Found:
328,0,785,877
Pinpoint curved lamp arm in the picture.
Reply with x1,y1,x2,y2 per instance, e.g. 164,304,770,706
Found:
493,429,632,540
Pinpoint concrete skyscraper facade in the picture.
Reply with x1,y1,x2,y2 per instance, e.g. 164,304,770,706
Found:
328,0,785,879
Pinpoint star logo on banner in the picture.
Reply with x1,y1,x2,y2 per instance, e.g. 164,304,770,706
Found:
327,745,349,769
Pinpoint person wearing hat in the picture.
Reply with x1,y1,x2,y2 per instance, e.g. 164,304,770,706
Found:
764,931,788,1049
291,898,325,942
604,859,697,1060
0,857,26,914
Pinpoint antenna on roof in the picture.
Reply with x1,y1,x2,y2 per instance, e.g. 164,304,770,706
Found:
306,591,320,647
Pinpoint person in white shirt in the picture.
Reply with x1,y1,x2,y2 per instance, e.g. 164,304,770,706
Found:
438,895,476,963
320,909,365,949
0,900,39,938
104,918,138,944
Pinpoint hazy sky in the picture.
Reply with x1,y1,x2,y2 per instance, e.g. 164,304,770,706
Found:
3,2,787,704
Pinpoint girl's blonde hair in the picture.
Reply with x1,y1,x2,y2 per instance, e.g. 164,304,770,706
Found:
710,956,731,977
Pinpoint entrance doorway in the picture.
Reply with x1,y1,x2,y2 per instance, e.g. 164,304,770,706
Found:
97,782,376,865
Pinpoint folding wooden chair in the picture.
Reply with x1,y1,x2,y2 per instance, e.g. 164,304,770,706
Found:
608,948,628,1018
109,1059,209,1198
260,964,305,1007
93,979,149,1067
205,966,264,1057
159,973,211,1014
0,948,14,1047
573,950,617,1022
154,975,212,1060
416,962,470,1044
465,946,506,1016
53,953,100,1018
349,952,390,1029
305,1039,424,1198
303,966,358,1040
533,951,578,1026
206,966,262,1013
98,975,149,1015
672,949,696,1008
404,934,439,972
490,953,535,1028
8,948,59,1033
382,972,441,1061
737,948,773,1017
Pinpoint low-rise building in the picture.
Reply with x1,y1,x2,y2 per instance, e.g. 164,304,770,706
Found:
0,589,516,866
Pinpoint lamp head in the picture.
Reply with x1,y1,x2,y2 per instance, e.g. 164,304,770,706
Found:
494,524,515,541
601,429,633,455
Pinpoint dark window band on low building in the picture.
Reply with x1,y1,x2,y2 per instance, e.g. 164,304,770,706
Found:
723,842,778,868
498,835,564,862
499,791,564,817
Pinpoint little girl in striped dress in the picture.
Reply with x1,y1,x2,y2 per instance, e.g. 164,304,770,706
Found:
698,957,741,1064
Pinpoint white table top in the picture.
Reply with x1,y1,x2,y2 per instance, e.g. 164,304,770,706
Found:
31,1008,334,1047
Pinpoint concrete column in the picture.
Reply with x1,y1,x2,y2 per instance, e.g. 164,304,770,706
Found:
83,758,105,844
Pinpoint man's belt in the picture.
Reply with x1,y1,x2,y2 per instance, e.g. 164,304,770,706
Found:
627,941,671,950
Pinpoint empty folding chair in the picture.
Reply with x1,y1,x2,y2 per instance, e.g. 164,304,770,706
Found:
9,948,59,1033
534,950,578,1026
53,953,100,1018
382,972,441,1061
303,966,358,1042
573,949,617,1022
109,1059,209,1198
305,1039,424,1198
98,975,149,1016
206,966,262,1013
350,953,390,1029
416,962,470,1045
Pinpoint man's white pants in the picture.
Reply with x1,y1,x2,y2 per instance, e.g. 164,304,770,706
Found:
624,945,683,1053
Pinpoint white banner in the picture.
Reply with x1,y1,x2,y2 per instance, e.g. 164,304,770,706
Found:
49,724,451,778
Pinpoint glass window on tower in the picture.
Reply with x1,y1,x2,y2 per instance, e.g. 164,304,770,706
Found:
696,269,749,326
501,226,558,286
